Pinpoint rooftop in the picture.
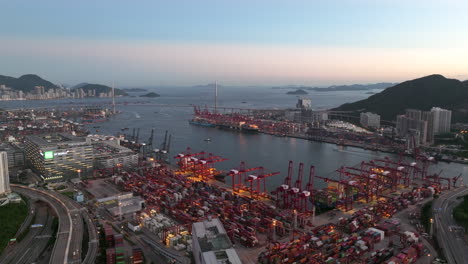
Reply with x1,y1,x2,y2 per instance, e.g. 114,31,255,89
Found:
193,218,241,264
26,133,86,147
193,218,233,251
93,141,133,155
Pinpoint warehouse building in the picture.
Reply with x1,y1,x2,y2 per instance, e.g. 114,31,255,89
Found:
192,218,241,264
24,133,93,182
92,141,138,169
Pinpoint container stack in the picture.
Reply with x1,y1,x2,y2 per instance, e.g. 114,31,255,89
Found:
106,248,116,264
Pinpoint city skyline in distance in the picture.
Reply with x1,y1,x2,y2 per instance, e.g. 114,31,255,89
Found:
1,0,467,86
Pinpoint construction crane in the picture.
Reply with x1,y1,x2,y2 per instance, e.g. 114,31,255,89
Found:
453,173,463,188
148,128,155,148
136,128,140,144
426,170,451,190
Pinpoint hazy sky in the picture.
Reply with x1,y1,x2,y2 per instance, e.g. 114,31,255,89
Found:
1,0,468,86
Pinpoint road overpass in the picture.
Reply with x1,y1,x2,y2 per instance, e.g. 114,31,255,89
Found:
433,186,468,264
12,185,73,264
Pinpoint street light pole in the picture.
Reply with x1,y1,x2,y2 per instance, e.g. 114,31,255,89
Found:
430,218,434,239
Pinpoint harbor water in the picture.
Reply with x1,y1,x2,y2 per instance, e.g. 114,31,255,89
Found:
2,86,467,190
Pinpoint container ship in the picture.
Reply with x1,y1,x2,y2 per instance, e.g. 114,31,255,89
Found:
188,117,216,127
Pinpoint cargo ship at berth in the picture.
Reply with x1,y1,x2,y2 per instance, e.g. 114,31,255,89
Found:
240,124,259,133
188,118,216,127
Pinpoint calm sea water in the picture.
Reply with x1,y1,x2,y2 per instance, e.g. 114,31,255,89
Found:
2,86,467,190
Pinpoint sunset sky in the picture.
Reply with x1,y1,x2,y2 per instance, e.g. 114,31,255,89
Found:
1,0,467,86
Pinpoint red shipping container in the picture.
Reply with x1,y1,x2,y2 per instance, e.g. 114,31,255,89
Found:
106,248,116,264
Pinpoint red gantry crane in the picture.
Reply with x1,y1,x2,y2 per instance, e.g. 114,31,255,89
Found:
360,161,404,190
339,166,384,203
300,165,316,213
373,157,419,186
228,161,262,193
315,174,362,212
246,167,280,199
274,161,294,209
191,153,228,180
289,163,305,211
174,147,207,171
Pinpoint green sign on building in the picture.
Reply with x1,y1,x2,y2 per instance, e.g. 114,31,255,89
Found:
44,151,54,159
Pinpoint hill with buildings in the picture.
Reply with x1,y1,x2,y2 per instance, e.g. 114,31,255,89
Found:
75,84,128,96
333,74,468,122
0,74,58,92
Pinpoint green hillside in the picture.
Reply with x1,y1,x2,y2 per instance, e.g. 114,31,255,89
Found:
76,84,128,96
0,74,58,92
333,74,468,122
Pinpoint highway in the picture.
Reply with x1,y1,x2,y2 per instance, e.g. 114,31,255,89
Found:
12,185,73,264
0,202,54,264
53,191,99,264
433,186,468,264
11,185,100,264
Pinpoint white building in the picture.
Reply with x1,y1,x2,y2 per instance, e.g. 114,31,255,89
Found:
296,98,312,109
431,107,452,134
192,218,241,264
0,151,11,195
360,112,381,128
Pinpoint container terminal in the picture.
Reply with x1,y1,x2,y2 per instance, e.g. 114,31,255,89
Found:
82,137,460,264
0,106,463,263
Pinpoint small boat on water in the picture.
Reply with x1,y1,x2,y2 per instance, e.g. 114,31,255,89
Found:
204,138,212,142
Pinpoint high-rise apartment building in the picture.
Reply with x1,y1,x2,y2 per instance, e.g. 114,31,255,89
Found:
0,151,10,195
397,107,452,146
396,115,428,146
431,107,452,134
360,112,381,128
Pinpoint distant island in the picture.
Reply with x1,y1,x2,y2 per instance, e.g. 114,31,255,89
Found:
123,88,148,92
286,89,308,95
140,92,160,98
273,83,396,92
333,74,468,123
